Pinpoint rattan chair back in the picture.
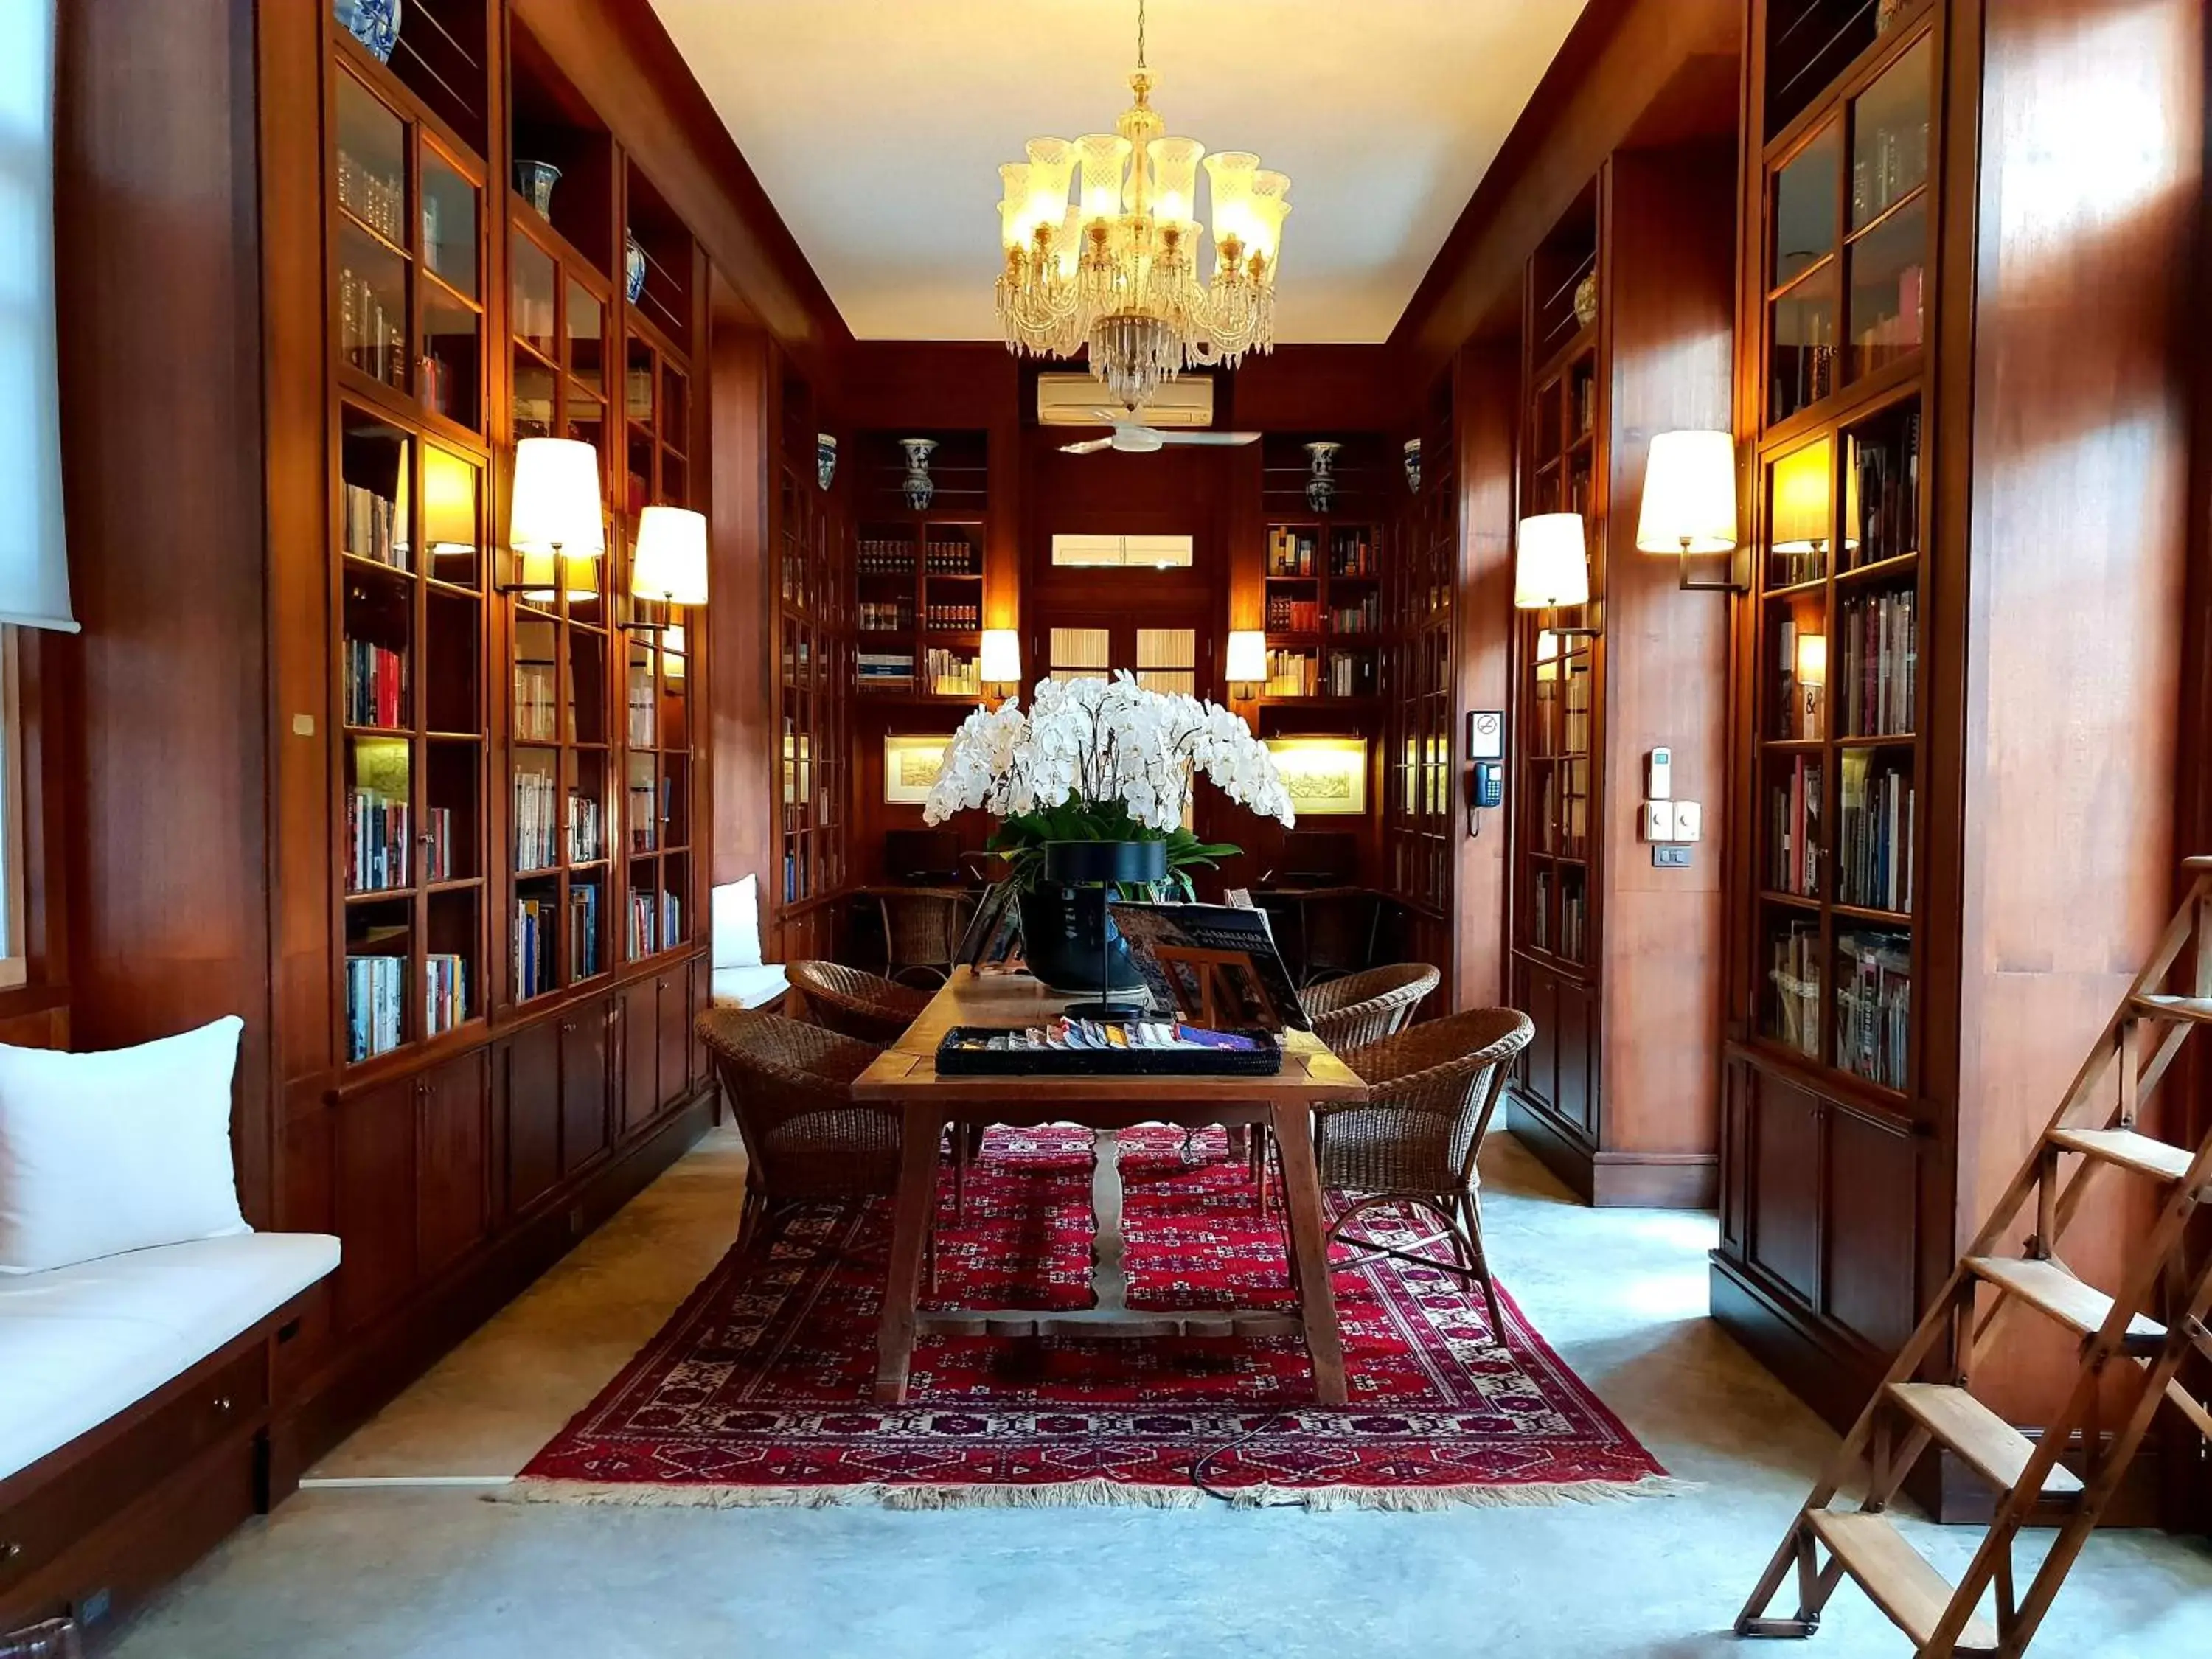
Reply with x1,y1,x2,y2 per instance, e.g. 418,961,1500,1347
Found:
1301,962,1440,1052
788,960,931,1044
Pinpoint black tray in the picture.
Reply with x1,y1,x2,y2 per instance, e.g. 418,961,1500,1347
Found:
934,1023,1284,1078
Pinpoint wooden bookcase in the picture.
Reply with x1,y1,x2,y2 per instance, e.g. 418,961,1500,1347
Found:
1256,437,1384,706
1503,147,1734,1209
852,431,989,704
1385,395,1456,944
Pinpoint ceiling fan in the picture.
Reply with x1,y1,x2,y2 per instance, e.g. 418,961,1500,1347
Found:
1060,408,1260,456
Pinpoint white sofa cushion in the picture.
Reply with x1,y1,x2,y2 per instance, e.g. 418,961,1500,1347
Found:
711,875,764,970
0,1015,250,1275
711,964,788,1009
0,1231,339,1481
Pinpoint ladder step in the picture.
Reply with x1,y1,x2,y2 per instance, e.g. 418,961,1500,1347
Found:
2048,1125,2200,1186
2130,992,2212,1026
1806,1509,2000,1652
1966,1256,2168,1354
1887,1382,2084,1499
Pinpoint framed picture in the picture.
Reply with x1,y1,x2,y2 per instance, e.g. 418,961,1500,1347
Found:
883,734,950,805
1263,737,1368,817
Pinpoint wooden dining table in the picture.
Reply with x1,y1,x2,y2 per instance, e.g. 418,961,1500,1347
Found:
852,968,1367,1406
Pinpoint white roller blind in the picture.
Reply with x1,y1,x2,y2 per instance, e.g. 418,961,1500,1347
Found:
0,0,77,633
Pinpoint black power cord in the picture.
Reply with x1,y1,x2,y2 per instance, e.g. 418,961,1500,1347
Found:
1189,1404,1295,1504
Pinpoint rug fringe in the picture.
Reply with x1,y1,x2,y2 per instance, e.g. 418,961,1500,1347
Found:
495,1473,1698,1514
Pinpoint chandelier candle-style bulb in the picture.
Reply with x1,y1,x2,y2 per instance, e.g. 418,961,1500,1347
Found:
991,0,1288,409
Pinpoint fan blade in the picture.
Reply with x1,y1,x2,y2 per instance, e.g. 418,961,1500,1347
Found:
1060,437,1116,455
1156,431,1262,446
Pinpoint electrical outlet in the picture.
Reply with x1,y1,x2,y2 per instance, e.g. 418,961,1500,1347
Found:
1641,800,1676,841
1673,801,1703,842
1653,844,1692,869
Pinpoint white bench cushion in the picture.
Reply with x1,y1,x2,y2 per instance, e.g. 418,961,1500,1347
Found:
711,964,789,1010
0,1231,339,1481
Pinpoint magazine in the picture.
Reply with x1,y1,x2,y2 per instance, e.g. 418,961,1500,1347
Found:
953,880,1023,969
1107,900,1310,1032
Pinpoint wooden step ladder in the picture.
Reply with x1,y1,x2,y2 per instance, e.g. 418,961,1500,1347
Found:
1736,855,2212,1658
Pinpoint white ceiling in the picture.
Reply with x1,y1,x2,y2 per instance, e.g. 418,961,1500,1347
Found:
648,1,1591,343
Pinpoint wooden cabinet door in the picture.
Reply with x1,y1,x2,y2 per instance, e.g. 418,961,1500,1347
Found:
1554,977,1595,1138
417,1046,490,1279
620,977,659,1135
334,1075,417,1333
1520,962,1558,1109
560,997,613,1176
506,1018,562,1214
689,956,710,1091
656,965,692,1113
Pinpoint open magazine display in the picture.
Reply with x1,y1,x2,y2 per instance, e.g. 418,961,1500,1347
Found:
1107,901,1311,1033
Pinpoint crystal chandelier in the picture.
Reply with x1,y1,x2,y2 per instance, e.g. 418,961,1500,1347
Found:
992,0,1290,410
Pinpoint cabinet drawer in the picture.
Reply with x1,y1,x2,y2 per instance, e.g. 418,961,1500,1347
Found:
0,1340,267,1599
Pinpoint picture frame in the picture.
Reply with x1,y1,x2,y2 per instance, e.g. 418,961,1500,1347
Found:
1262,736,1368,817
882,734,950,805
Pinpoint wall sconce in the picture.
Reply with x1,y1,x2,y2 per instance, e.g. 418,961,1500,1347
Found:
622,504,709,633
1636,430,1746,592
1225,629,1267,696
1514,514,1597,640
979,627,1022,692
500,437,605,598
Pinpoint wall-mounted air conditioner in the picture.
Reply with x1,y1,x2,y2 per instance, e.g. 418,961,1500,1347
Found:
1036,373,1216,428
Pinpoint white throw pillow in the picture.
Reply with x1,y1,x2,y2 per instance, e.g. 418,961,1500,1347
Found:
0,1015,251,1274
712,875,763,970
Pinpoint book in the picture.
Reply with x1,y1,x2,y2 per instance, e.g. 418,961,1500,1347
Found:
1107,901,1310,1032
514,896,554,1000
513,768,558,871
1836,929,1911,1091
424,953,466,1036
347,785,409,893
345,950,406,1060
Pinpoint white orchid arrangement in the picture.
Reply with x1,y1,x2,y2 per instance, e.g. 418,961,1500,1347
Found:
923,672,1295,891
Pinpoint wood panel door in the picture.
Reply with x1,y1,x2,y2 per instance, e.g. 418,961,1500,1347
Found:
333,1076,417,1334
505,1018,562,1214
620,976,659,1135
559,996,613,1176
416,1046,490,1279
656,964,694,1113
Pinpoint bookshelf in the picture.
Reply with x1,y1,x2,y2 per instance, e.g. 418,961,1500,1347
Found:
1256,437,1384,707
1385,407,1454,930
775,387,852,953
1503,146,1734,1208
852,431,988,702
329,32,493,1067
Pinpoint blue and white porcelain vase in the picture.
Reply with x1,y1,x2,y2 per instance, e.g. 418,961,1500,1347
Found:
900,437,937,512
816,434,838,492
624,235,647,304
513,160,560,219
1402,437,1422,495
1304,440,1342,514
336,0,402,63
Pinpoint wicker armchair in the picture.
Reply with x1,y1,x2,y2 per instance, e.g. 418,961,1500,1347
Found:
1317,1007,1534,1340
696,1007,923,1265
788,961,931,1045
1301,963,1440,1052
877,887,973,988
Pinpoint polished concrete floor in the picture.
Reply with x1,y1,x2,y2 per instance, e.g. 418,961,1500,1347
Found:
114,1126,2212,1658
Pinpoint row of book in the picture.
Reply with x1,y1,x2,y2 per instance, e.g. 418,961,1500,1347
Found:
1265,596,1321,632
1846,410,1920,568
1321,650,1375,698
1531,867,1588,963
924,540,981,574
515,894,556,1001
627,674,657,749
346,951,406,1061
1836,931,1910,1091
925,649,979,697
1770,757,1823,897
568,792,602,865
1765,919,1822,1060
1837,588,1918,737
1854,264,1926,361
347,787,409,894
344,639,406,729
1535,761,1590,858
628,774,661,853
858,540,918,576
1267,528,1320,576
514,770,560,872
626,890,682,959
924,602,980,630
1263,650,1318,698
571,882,601,980
858,602,911,633
341,482,406,569
514,661,557,742
338,265,406,392
1327,528,1375,576
1838,754,1915,913
1328,593,1382,634
422,953,467,1040
857,651,914,687
335,147,405,242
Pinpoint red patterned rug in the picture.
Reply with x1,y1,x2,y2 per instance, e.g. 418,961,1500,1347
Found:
512,1129,1677,1509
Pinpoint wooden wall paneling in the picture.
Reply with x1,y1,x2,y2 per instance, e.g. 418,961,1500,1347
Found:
1452,339,1520,1011
1948,0,2204,1432
53,0,276,1219
707,282,775,896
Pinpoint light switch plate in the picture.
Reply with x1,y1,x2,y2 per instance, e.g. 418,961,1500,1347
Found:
1653,844,1692,869
1674,801,1703,842
1641,800,1676,841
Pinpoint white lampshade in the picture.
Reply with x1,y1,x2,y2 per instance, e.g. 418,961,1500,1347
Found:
509,438,605,558
1770,443,1834,554
1225,629,1266,684
1637,430,1739,555
1514,515,1590,610
1795,632,1828,689
630,505,709,605
980,628,1022,685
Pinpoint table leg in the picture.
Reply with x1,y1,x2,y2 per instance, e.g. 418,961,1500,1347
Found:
874,1105,946,1405
1269,1103,1346,1406
1090,1129,1127,1315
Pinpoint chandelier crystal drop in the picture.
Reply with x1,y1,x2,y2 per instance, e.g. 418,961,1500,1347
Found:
992,0,1290,411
